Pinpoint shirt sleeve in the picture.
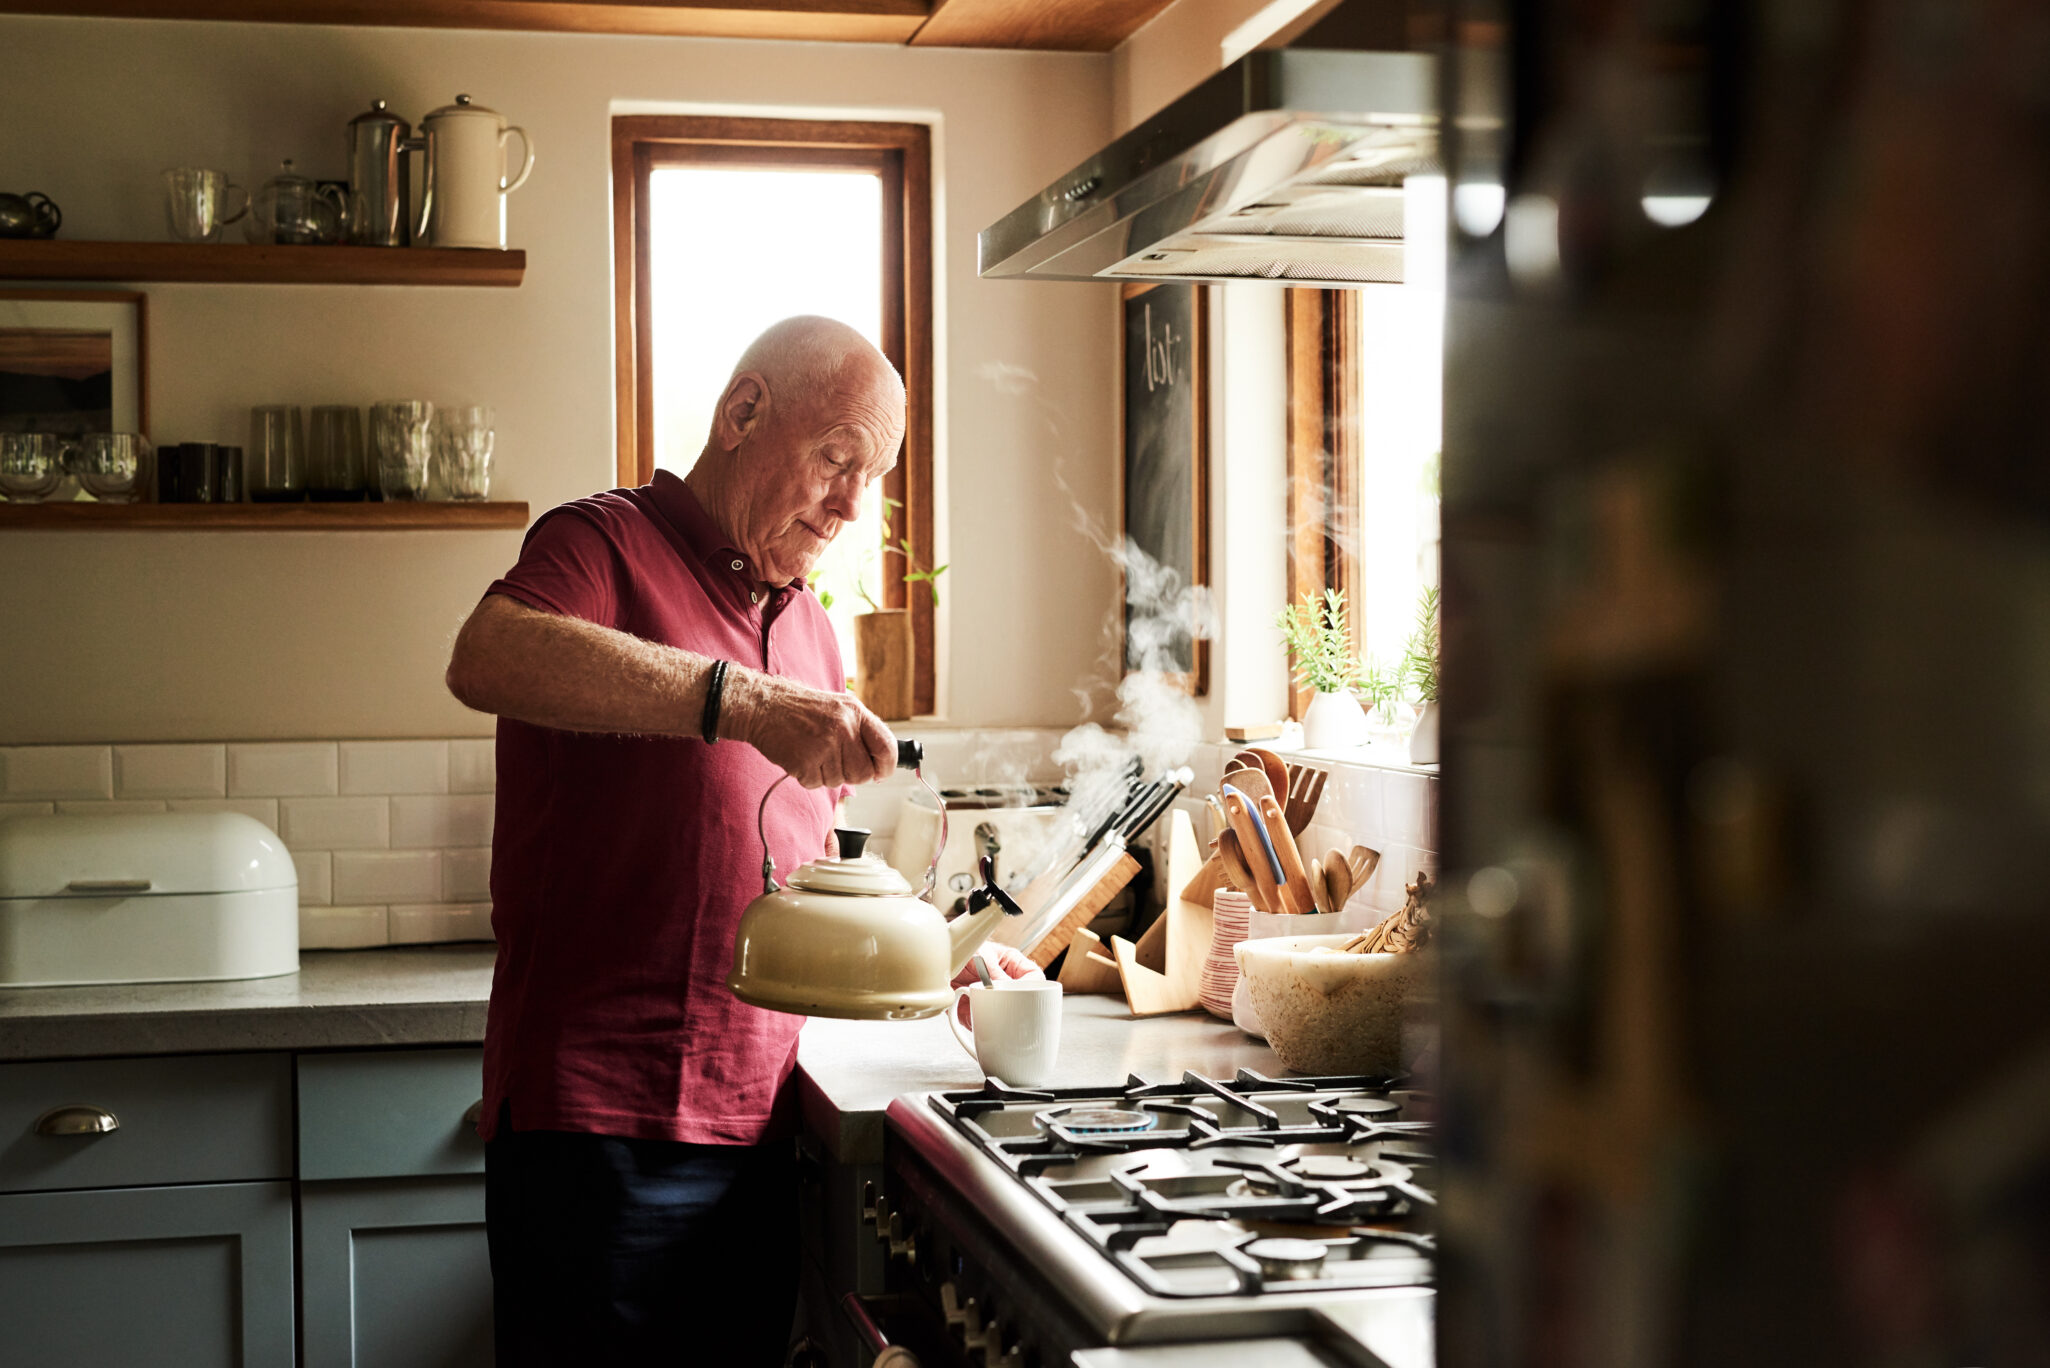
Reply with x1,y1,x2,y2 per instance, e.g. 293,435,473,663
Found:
485,508,624,628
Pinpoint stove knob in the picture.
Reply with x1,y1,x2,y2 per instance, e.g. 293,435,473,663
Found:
860,1181,879,1223
940,1280,968,1326
870,1194,891,1236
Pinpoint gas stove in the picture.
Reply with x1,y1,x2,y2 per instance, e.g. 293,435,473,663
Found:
870,1070,1435,1367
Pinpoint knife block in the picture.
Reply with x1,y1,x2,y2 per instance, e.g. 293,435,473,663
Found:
1109,808,1213,1016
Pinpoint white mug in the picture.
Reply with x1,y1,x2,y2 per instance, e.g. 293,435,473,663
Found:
948,980,1062,1086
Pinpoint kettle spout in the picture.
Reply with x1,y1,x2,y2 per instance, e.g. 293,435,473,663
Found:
947,857,1026,977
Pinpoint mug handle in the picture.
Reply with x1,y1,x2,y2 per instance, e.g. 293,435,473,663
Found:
500,125,535,194
946,986,979,1065
222,182,249,227
27,192,60,233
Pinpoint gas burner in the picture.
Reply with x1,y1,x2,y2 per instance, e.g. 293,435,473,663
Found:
1242,1237,1330,1280
1291,1155,1372,1181
1040,1106,1159,1136
1332,1096,1402,1118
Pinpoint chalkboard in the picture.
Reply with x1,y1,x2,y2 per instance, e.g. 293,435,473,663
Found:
1120,281,1209,694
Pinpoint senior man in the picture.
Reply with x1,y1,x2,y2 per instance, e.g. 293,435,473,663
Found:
446,316,1034,1367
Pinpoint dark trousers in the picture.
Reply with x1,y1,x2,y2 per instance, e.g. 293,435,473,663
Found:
484,1105,797,1367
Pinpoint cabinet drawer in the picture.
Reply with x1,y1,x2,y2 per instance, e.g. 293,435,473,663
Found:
298,1048,485,1180
0,1053,291,1194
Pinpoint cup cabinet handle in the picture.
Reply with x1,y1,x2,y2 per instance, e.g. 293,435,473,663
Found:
35,1104,120,1136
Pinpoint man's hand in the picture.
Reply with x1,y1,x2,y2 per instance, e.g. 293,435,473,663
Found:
724,668,896,790
951,943,1045,989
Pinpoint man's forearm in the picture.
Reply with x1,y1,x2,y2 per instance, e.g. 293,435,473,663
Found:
447,594,735,737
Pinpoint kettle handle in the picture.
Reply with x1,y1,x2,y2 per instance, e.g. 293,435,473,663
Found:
500,125,534,195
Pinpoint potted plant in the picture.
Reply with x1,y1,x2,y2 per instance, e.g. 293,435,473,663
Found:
818,515,946,721
1276,589,1373,750
1401,585,1440,765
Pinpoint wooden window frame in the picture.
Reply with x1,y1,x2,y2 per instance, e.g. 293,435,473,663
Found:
610,115,936,714
1283,288,1361,719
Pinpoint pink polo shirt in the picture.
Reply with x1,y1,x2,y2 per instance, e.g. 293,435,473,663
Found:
476,472,844,1146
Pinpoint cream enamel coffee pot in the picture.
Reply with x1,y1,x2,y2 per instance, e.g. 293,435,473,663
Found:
414,94,534,249
727,740,1025,1020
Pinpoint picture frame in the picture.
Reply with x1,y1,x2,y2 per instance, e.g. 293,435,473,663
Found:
0,289,150,440
1118,280,1210,697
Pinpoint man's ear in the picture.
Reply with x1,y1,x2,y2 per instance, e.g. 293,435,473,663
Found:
712,373,770,453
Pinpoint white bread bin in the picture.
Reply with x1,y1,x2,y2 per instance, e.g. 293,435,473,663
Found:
0,812,298,988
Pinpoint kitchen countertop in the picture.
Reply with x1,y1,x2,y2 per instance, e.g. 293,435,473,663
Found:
0,946,497,1060
0,950,1286,1166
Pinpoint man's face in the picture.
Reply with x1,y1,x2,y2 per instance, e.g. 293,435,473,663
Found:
729,366,903,586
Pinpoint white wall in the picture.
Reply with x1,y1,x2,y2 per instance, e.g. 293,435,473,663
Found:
1112,0,1281,131
0,15,1118,743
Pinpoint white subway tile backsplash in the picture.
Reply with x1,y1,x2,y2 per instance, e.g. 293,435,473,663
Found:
391,795,493,849
333,849,440,904
293,850,332,906
280,797,389,850
229,743,338,797
169,797,281,828
390,903,494,945
56,800,169,816
1382,773,1432,848
0,801,55,820
1,746,113,801
300,905,389,950
442,847,493,902
113,745,227,799
449,738,496,794
340,741,449,796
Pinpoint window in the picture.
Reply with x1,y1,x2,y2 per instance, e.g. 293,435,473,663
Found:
611,116,934,711
1286,175,1445,729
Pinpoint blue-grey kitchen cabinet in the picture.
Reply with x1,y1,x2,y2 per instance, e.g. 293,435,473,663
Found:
297,1047,494,1368
0,1052,297,1365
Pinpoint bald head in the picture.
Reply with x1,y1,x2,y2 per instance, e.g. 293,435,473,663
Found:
686,315,906,588
727,315,903,421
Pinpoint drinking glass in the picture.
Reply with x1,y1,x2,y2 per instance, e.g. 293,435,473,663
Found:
0,433,66,502
249,406,305,502
433,405,494,501
163,168,248,243
67,433,152,503
307,406,366,501
371,400,434,501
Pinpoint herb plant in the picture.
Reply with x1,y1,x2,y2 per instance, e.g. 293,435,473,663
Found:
1400,585,1440,704
1276,589,1367,695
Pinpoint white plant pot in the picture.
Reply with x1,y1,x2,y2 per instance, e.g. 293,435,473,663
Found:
1408,700,1440,765
1302,690,1370,750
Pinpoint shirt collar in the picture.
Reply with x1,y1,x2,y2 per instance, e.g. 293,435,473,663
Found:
646,470,802,595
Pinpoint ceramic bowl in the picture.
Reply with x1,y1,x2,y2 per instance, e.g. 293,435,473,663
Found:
1234,934,1432,1075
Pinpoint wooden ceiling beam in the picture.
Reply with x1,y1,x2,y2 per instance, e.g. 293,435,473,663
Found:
909,0,1176,52
0,0,929,43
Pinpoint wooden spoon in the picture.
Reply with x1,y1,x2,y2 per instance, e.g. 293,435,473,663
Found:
1215,829,1265,910
1222,788,1288,914
1307,857,1334,914
1346,845,1382,891
1239,748,1289,801
1323,849,1353,908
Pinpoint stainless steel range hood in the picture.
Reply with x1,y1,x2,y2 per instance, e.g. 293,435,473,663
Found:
979,43,1436,288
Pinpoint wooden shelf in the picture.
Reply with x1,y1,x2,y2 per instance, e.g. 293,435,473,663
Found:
0,501,530,530
0,241,526,287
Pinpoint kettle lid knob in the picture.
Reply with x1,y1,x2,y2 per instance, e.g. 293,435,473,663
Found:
834,827,871,860
455,93,473,105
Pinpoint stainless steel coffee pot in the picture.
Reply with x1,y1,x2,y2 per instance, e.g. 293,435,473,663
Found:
346,100,416,247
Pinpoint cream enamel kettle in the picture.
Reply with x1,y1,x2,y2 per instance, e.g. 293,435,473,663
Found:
727,741,1025,1020
414,94,534,249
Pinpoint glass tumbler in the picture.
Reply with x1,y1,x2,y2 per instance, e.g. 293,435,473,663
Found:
371,400,434,501
163,168,249,243
433,405,494,501
249,406,305,502
0,433,67,502
307,406,366,501
68,433,153,503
